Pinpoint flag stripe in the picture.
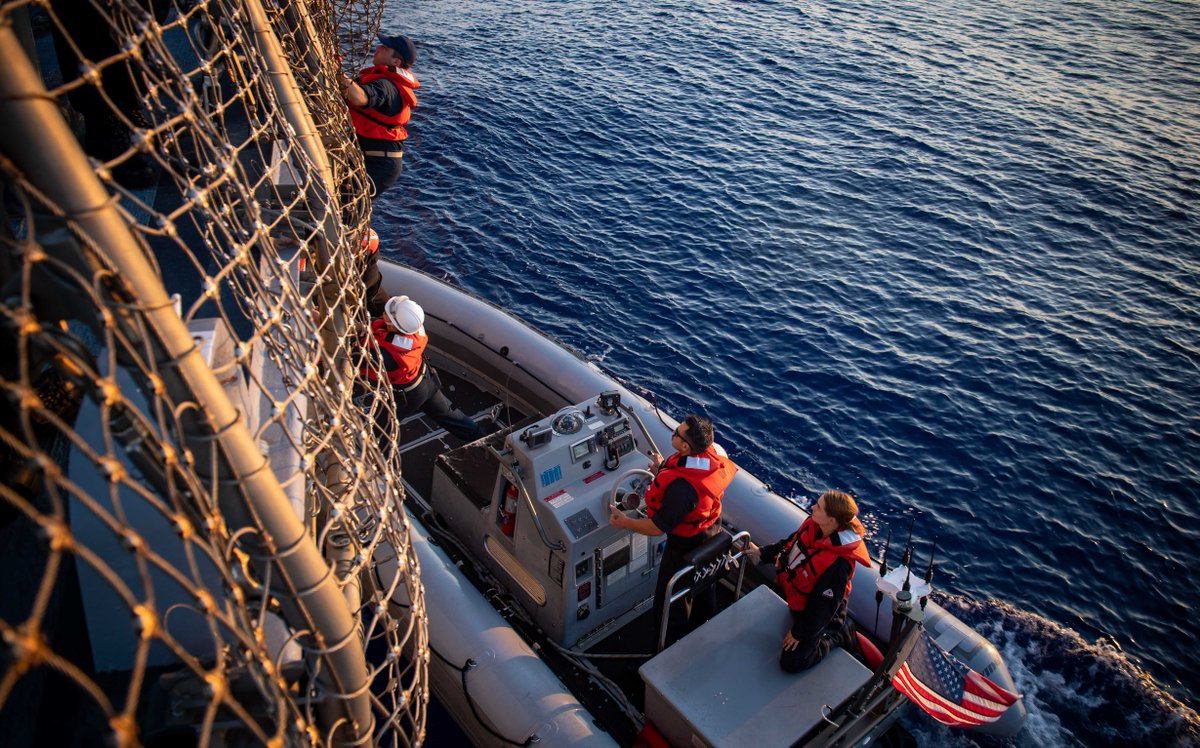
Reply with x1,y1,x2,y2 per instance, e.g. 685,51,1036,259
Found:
897,669,995,726
894,666,1000,724
890,631,1020,729
894,669,978,726
962,690,1011,715
966,671,1019,706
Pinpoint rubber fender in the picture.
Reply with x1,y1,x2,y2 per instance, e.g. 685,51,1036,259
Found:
856,631,885,670
633,721,670,748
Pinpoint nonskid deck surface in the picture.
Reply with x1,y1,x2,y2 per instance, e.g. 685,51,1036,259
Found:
393,369,517,500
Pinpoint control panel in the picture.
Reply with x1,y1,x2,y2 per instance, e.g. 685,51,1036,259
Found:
494,392,663,647
513,404,639,495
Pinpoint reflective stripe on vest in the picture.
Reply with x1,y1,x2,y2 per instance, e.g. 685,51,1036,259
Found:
360,319,426,386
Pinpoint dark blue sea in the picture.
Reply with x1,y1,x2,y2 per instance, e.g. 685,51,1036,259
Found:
374,0,1200,744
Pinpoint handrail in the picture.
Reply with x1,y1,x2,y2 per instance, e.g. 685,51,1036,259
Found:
657,530,752,653
619,400,663,460
807,610,924,745
498,463,566,552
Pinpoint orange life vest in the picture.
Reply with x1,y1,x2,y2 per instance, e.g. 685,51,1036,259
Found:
644,446,737,537
361,319,425,386
774,516,870,611
348,66,419,141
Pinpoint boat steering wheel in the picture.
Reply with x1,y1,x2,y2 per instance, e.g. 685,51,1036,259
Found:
609,468,654,515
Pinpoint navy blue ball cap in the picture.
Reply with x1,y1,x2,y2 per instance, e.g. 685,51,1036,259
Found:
378,33,416,66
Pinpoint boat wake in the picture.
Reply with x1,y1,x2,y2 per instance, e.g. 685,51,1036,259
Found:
910,595,1200,747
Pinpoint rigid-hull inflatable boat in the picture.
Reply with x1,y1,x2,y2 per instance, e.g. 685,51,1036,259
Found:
374,260,1025,747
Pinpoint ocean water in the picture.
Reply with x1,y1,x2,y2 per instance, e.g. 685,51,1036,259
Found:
373,0,1200,744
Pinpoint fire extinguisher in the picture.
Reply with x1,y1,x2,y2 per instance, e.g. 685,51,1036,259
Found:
499,482,518,537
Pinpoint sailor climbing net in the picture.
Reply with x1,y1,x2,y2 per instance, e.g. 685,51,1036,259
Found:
0,0,425,745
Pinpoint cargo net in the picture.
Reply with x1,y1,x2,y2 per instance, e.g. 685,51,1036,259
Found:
0,0,426,746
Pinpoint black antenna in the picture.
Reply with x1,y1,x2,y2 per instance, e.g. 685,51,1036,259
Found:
900,517,916,592
874,527,892,635
920,537,938,610
924,536,938,585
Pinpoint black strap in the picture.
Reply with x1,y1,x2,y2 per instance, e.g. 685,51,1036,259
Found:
780,530,822,582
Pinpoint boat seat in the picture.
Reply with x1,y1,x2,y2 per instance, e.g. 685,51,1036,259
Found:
640,585,873,748
680,529,735,599
682,529,734,566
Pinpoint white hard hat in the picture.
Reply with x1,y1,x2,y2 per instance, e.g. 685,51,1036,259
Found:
384,295,424,333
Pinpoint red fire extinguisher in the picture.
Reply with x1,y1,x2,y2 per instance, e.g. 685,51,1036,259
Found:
499,482,518,537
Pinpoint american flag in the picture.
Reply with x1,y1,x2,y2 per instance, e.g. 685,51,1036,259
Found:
892,631,1020,728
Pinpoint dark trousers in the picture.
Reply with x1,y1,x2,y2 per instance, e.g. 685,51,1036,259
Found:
394,369,480,442
652,528,719,650
50,0,159,187
362,251,388,318
363,152,404,200
780,599,851,673
360,152,402,318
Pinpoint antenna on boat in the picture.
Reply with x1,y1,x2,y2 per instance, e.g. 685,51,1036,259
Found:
878,527,892,577
874,527,892,634
900,517,915,592
900,517,914,568
921,536,938,610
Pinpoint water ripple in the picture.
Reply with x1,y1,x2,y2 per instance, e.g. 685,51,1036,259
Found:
388,0,1200,739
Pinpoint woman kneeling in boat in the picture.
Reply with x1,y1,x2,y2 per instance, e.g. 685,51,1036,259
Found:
750,490,870,672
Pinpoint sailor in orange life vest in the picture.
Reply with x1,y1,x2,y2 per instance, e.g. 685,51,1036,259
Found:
339,33,419,317
747,490,871,673
360,296,482,442
608,415,738,648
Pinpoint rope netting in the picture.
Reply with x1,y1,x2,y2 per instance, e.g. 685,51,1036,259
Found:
0,0,425,745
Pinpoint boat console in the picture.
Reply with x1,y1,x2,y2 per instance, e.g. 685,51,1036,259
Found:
431,392,665,647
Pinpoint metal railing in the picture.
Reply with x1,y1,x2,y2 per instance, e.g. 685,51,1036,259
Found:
658,530,752,653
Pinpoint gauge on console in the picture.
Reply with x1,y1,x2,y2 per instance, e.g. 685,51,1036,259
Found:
551,408,585,435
